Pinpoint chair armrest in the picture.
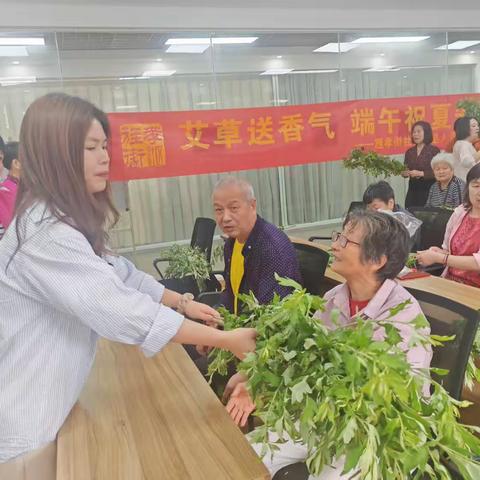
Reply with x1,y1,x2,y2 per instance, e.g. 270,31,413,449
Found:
153,256,173,279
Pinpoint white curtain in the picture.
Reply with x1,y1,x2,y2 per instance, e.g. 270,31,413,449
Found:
0,64,474,246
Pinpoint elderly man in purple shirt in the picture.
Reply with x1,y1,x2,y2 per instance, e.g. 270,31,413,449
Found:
213,176,302,314
224,210,432,479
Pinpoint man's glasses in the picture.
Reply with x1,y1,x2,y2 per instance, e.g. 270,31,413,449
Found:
331,231,361,248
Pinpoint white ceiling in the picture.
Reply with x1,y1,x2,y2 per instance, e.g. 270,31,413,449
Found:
2,1,480,31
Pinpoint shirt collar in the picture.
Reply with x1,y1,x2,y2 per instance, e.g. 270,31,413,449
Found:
331,278,397,319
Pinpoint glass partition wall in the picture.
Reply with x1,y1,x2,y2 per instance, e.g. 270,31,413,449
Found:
0,30,478,247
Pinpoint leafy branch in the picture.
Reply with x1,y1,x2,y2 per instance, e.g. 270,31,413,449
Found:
209,277,480,479
343,148,405,178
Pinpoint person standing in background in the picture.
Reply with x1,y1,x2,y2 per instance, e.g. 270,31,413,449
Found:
0,142,20,239
0,136,6,182
402,121,440,208
452,117,480,182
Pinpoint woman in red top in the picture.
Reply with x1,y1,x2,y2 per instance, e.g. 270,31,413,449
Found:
402,121,440,208
417,163,480,288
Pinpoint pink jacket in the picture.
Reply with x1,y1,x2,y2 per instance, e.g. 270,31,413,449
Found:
316,279,432,371
441,205,480,277
0,176,18,232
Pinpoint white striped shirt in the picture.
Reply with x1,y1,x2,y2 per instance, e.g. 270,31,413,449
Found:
0,203,184,462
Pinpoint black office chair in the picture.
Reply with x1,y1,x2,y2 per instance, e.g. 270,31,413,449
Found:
406,287,480,400
153,217,217,279
272,288,480,480
197,291,222,308
408,206,453,252
308,202,364,243
292,242,330,295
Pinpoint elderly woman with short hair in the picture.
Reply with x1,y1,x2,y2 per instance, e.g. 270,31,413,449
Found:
224,211,432,480
425,152,465,208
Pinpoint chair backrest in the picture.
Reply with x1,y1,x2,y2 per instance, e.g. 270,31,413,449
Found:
347,201,365,216
406,287,480,400
292,242,330,296
408,207,453,251
190,217,217,262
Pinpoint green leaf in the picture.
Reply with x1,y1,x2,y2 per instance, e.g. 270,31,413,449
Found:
342,444,364,474
282,350,297,361
342,417,358,444
304,338,316,350
290,377,312,404
274,273,302,290
431,334,456,343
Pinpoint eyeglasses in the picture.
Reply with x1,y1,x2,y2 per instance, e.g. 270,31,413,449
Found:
331,231,361,248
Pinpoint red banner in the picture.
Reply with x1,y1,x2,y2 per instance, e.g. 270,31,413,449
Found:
108,93,480,181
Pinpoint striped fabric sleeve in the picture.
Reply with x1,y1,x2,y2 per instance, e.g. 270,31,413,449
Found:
18,230,184,357
105,254,165,303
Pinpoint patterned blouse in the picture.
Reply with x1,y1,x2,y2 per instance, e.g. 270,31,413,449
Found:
425,176,465,208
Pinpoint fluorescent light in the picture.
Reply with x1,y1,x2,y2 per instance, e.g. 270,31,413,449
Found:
435,40,480,50
166,38,210,45
196,101,217,106
0,37,44,46
166,45,209,53
142,70,176,77
314,42,357,53
292,69,338,74
0,76,36,86
363,66,400,72
260,69,293,75
165,37,257,45
353,36,429,43
119,76,151,80
11,61,20,65
156,58,163,62
116,105,138,110
212,37,257,44
398,65,443,70
0,46,28,57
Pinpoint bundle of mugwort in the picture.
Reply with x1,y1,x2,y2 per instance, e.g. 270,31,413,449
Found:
208,276,480,480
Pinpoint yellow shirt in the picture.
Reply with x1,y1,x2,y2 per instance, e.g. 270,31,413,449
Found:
230,240,245,314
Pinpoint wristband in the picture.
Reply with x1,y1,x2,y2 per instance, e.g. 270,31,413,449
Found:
444,253,450,266
177,292,194,315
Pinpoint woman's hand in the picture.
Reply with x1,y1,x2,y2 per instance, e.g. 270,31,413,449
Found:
226,382,256,427
416,248,446,267
223,372,248,402
223,328,257,360
401,170,410,178
184,300,223,327
409,170,424,178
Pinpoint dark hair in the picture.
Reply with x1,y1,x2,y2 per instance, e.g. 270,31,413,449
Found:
14,92,118,257
3,141,19,170
463,163,480,209
454,116,476,141
0,135,5,154
411,120,433,145
344,210,410,282
363,180,395,205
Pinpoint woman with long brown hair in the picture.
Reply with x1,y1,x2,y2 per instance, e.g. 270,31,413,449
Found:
0,93,256,479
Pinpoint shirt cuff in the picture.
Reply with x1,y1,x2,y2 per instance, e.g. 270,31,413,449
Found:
141,305,184,357
138,275,166,303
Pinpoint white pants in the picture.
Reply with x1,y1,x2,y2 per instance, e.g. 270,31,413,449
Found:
251,432,352,480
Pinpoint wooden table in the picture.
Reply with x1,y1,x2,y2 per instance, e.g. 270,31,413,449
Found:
57,341,270,480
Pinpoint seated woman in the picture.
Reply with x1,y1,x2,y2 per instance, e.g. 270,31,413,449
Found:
417,163,480,288
425,152,465,209
225,211,432,479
